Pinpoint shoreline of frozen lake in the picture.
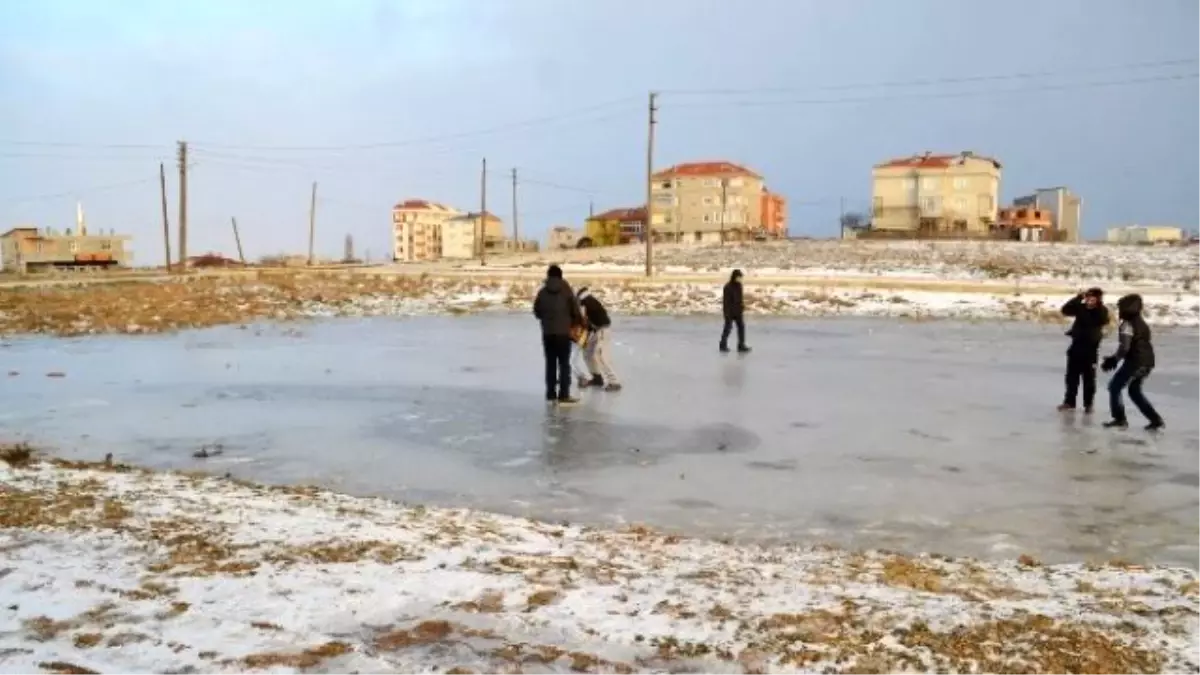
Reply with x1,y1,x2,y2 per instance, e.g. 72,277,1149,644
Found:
0,458,1196,674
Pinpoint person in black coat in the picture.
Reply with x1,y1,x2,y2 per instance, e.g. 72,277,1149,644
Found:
533,265,584,405
1058,287,1109,412
719,269,750,353
1101,293,1163,431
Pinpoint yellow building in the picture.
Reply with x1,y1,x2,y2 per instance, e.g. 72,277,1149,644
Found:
871,151,1001,235
585,207,645,247
1106,225,1184,245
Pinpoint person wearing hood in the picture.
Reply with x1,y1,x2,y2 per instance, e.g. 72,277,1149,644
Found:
533,265,584,405
576,286,621,391
1100,293,1163,431
1058,287,1109,413
720,269,750,353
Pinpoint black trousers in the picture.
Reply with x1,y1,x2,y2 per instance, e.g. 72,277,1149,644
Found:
542,334,573,400
720,316,746,348
1108,363,1162,424
1063,347,1098,408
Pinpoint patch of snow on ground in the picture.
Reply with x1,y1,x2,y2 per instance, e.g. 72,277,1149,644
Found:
1,459,1197,674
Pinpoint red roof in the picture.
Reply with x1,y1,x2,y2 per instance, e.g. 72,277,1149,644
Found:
590,207,646,222
393,199,456,211
875,152,1001,170
652,161,761,180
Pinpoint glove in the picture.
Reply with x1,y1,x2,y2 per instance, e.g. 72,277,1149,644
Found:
1101,356,1118,372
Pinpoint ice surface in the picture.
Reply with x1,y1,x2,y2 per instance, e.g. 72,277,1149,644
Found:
1,315,1196,566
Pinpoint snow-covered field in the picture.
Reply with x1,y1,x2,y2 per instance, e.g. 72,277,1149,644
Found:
533,241,1200,291
1,457,1197,674
2,270,1197,338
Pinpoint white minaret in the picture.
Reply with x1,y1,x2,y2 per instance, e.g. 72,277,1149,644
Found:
76,202,87,236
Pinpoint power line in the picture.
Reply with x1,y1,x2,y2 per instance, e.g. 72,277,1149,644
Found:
660,57,1199,96
666,72,1198,109
188,97,641,152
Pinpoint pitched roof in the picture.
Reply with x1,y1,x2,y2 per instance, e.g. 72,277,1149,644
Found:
446,210,503,222
590,206,646,222
652,161,762,180
875,151,1002,170
392,199,458,212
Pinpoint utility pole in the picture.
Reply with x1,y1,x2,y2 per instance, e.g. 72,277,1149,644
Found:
177,141,188,269
307,181,317,265
511,167,519,248
159,162,172,273
720,178,728,247
480,157,488,265
839,196,846,239
644,91,657,278
231,217,245,264
588,200,594,218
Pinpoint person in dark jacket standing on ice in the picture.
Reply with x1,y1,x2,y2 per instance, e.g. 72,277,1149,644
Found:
1058,287,1109,413
1101,293,1164,431
719,269,750,353
533,265,584,406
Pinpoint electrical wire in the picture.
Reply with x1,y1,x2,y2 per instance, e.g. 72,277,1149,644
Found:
660,57,1198,96
665,72,1198,109
187,97,642,152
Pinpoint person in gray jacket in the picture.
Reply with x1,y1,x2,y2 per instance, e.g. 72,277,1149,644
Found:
532,265,584,405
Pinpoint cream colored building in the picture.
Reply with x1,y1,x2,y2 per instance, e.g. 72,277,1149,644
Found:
440,212,505,259
871,151,1002,234
547,226,584,250
1106,225,1184,245
391,200,462,262
650,161,782,244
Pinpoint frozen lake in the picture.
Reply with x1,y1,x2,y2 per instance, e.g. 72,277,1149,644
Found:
2,315,1197,566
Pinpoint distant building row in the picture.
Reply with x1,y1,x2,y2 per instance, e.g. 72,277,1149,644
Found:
391,200,536,262
867,151,1081,242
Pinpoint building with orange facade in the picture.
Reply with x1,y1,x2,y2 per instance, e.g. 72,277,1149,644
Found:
649,161,787,243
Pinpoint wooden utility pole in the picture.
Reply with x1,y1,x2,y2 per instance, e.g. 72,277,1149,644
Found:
177,141,188,269
307,182,317,265
511,167,519,247
645,91,657,278
231,217,245,264
480,157,488,265
159,162,172,273
839,196,846,239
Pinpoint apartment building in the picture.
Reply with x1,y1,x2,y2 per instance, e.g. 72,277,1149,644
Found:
649,161,787,243
585,207,646,246
391,200,461,262
441,211,505,259
547,226,584,250
1013,187,1082,243
1,226,131,273
871,151,1001,235
996,206,1053,242
1107,225,1184,245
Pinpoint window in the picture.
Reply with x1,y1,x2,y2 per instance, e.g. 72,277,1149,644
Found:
920,177,940,191
952,197,968,213
68,241,78,253
702,214,712,223
659,181,672,189
704,178,718,187
920,197,940,213
702,196,714,206
953,177,968,190
694,232,703,242
100,241,112,251
729,177,744,188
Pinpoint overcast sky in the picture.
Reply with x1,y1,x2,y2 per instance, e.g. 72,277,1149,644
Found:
1,0,1196,264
